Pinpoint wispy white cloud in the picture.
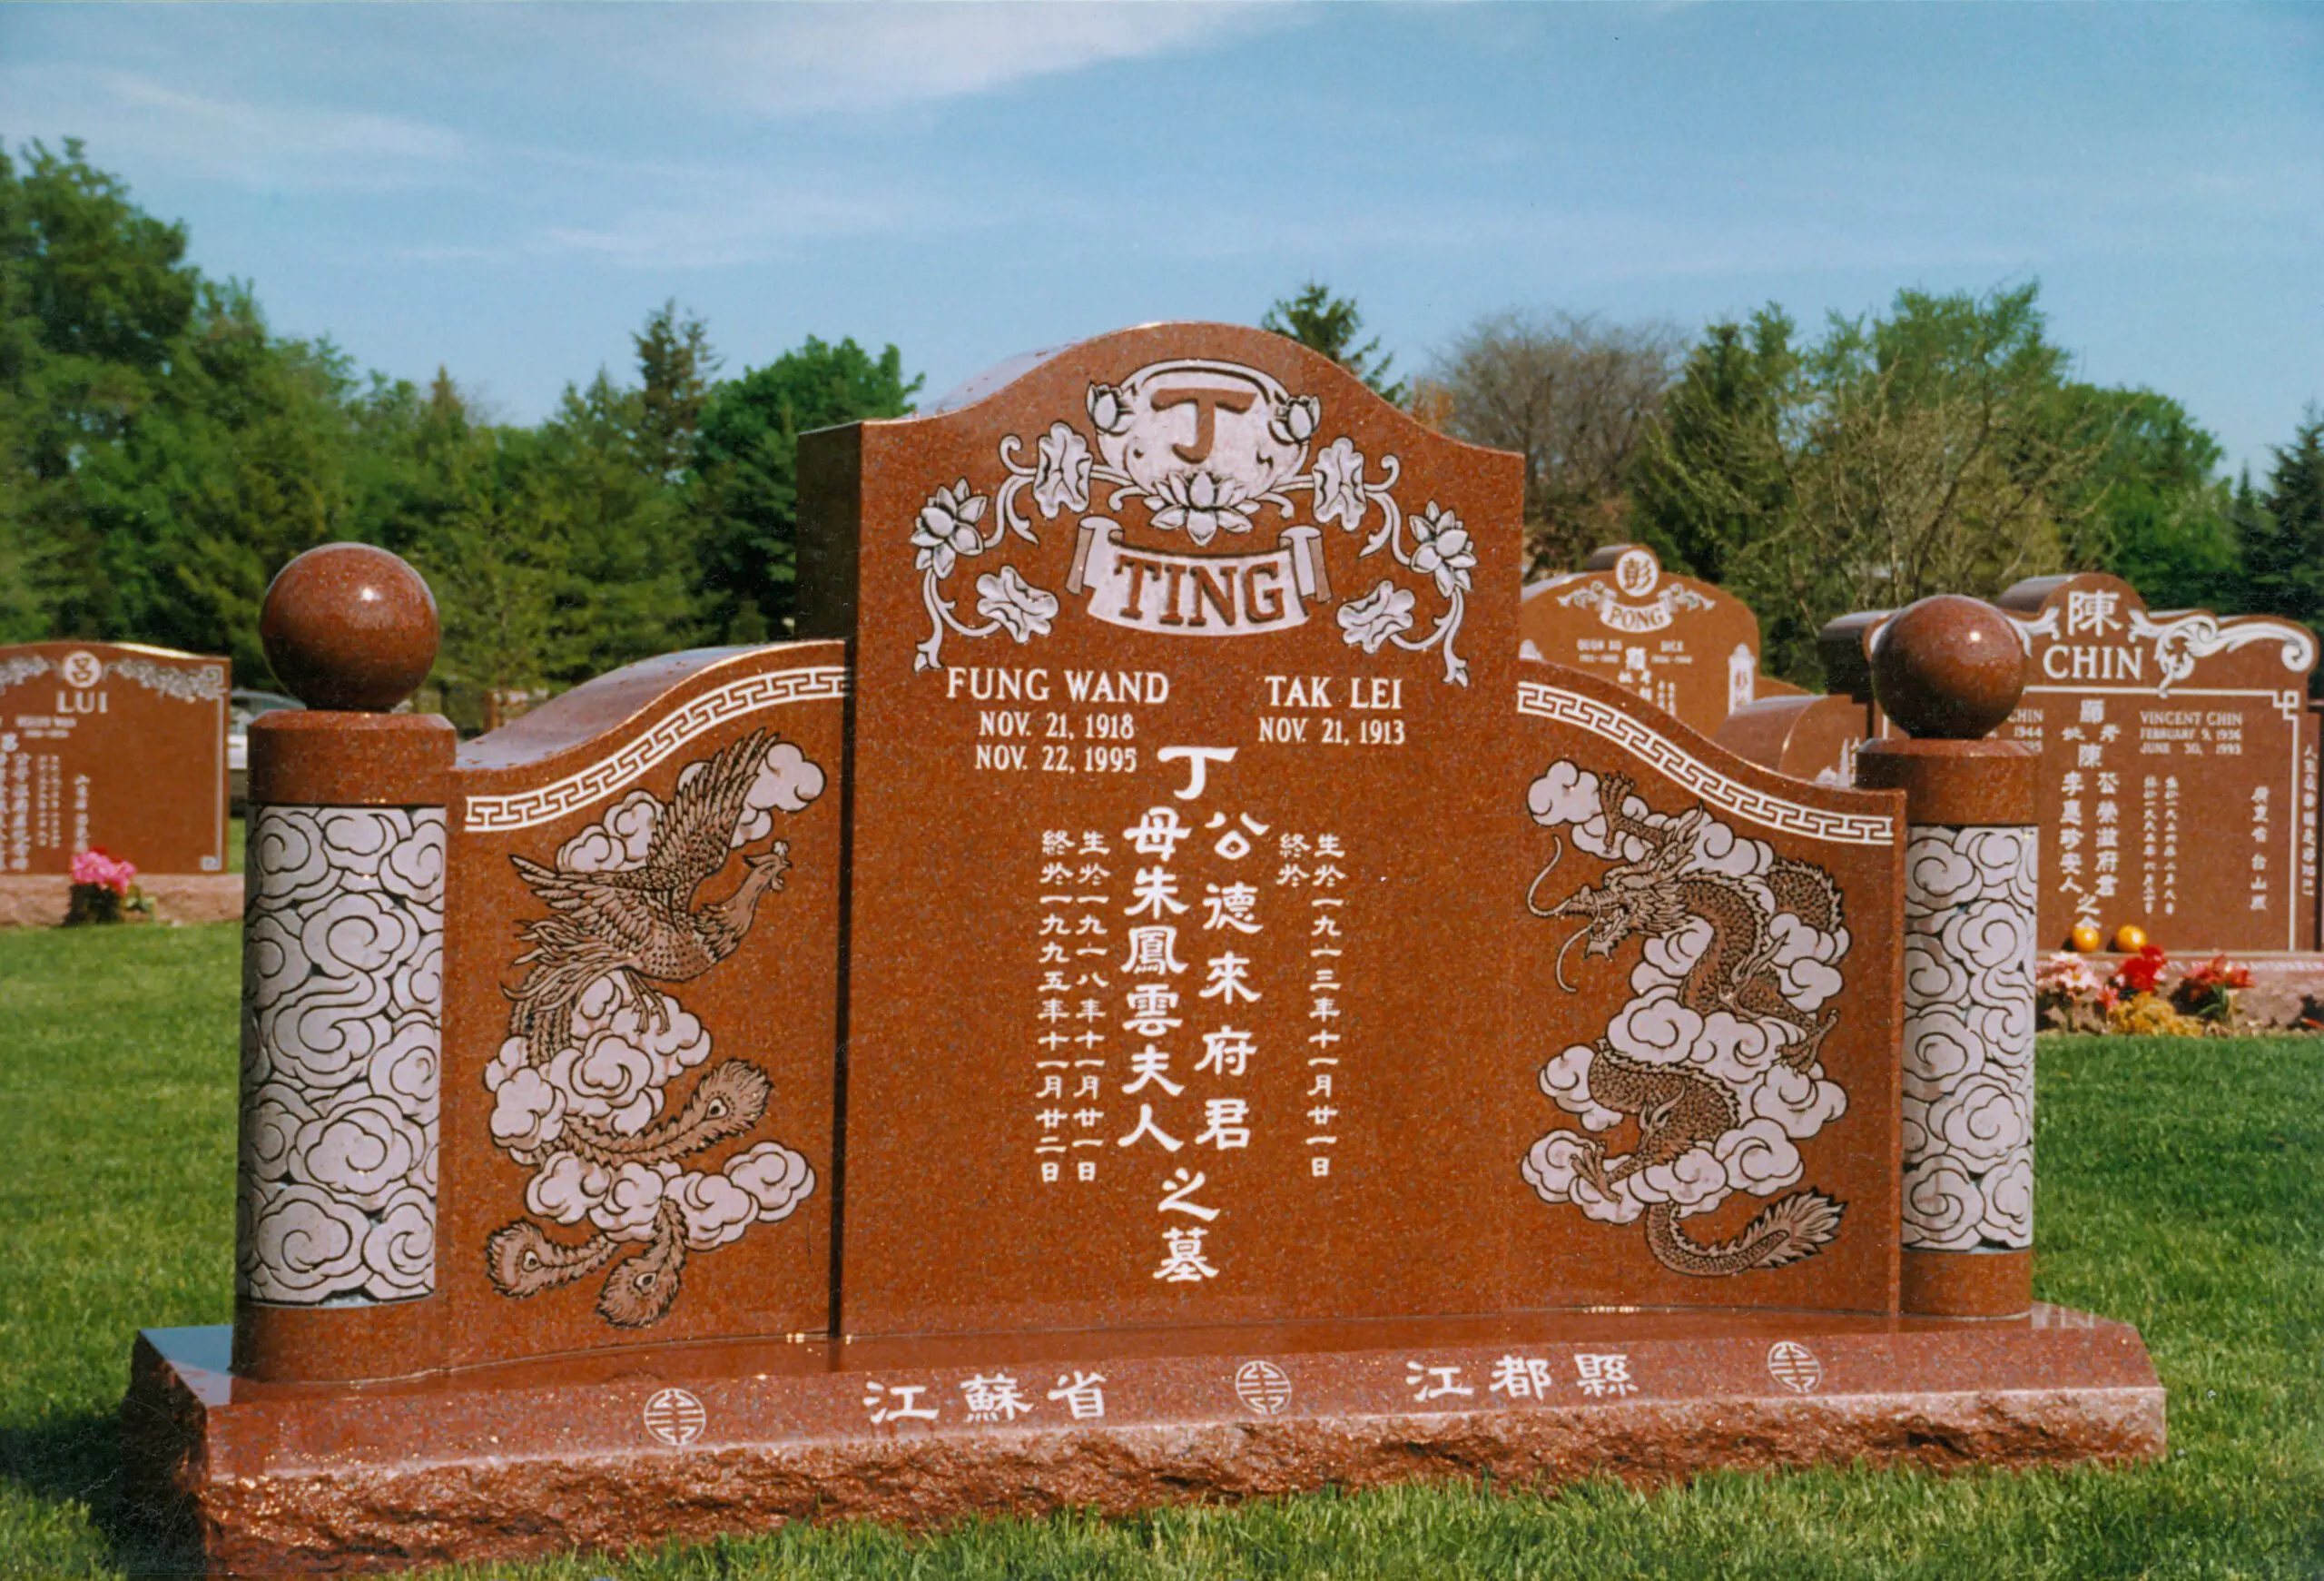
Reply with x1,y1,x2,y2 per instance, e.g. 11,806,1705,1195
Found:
681,2,1298,116
0,64,468,192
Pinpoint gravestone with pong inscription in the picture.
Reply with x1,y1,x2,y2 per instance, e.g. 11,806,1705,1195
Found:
1521,544,1801,740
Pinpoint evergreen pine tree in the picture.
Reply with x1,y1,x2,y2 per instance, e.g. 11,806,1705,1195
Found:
2240,411,2324,696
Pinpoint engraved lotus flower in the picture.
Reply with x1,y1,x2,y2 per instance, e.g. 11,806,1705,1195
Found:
1313,437,1368,530
1087,382,1132,436
1269,393,1320,447
1410,502,1475,598
1148,470,1255,547
1337,579,1417,654
1033,421,1092,519
911,479,988,578
975,564,1061,644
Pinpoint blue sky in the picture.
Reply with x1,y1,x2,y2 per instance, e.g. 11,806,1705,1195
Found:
5,3,2318,472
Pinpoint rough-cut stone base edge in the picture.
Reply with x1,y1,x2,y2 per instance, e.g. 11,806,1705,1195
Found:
0,874,240,928
130,1378,2163,1577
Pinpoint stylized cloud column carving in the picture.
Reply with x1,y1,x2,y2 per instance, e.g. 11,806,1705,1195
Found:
1855,592,2042,1318
238,806,445,1305
1899,825,2036,1254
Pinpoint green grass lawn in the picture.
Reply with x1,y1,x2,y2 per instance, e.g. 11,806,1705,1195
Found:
3,924,2320,1579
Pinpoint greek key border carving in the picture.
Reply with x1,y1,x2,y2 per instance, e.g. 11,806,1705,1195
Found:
464,665,849,833
1516,681,1895,846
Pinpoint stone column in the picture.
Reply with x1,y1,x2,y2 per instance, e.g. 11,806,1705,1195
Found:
233,545,455,1383
1856,596,2038,1319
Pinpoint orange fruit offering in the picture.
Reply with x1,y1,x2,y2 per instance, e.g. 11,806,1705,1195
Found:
2113,924,2150,954
2069,924,2103,954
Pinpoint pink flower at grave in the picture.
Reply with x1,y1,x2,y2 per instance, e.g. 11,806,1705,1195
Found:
71,847,137,894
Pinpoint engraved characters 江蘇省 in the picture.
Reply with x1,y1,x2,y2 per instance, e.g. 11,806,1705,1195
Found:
1521,764,1850,1278
483,729,823,1329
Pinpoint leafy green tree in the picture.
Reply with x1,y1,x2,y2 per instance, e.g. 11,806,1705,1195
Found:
2238,411,2324,696
1261,282,1406,404
1634,284,2099,684
2055,385,2240,612
102,286,361,673
1428,310,1685,576
693,336,921,641
524,365,703,680
1631,310,1802,591
390,371,562,726
0,139,202,640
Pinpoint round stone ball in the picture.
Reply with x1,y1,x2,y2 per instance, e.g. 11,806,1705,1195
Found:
261,544,438,712
1869,594,2026,740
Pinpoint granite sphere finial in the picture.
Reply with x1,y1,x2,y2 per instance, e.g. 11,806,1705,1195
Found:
261,544,439,712
1869,594,2026,740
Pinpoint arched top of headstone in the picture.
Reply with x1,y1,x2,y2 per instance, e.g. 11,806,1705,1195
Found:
260,544,439,713
801,320,1522,690
1994,571,2317,691
891,321,1502,451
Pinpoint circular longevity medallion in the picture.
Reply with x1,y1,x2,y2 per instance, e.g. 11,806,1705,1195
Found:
1766,1341,1824,1395
642,1387,708,1446
1233,1359,1293,1416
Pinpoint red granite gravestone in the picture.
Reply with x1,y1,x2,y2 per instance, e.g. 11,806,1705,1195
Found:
0,641,229,877
800,323,1533,1336
123,331,2162,1577
1993,574,2319,953
1521,544,1803,740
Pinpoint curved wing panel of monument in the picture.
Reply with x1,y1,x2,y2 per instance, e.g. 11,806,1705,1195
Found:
1512,656,1905,1314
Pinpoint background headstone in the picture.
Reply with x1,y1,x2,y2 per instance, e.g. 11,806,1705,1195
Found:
0,641,228,875
1994,573,2319,953
1519,544,1800,739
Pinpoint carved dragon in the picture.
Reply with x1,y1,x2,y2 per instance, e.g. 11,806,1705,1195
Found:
1528,771,1846,1278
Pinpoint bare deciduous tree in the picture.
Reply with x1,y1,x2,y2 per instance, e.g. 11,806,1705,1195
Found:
1427,311,1686,576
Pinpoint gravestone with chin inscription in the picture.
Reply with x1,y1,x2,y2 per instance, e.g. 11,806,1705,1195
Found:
1521,544,1802,741
123,329,2162,1579
0,641,228,877
1993,573,2319,954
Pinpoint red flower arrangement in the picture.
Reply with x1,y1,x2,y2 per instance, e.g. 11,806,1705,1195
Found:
2171,954,2252,1024
2110,944,2169,998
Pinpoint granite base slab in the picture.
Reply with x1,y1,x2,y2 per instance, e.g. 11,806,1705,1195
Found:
0,874,241,928
123,1306,2162,1577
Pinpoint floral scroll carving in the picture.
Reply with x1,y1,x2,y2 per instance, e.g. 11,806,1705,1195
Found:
911,359,1473,684
108,656,228,703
